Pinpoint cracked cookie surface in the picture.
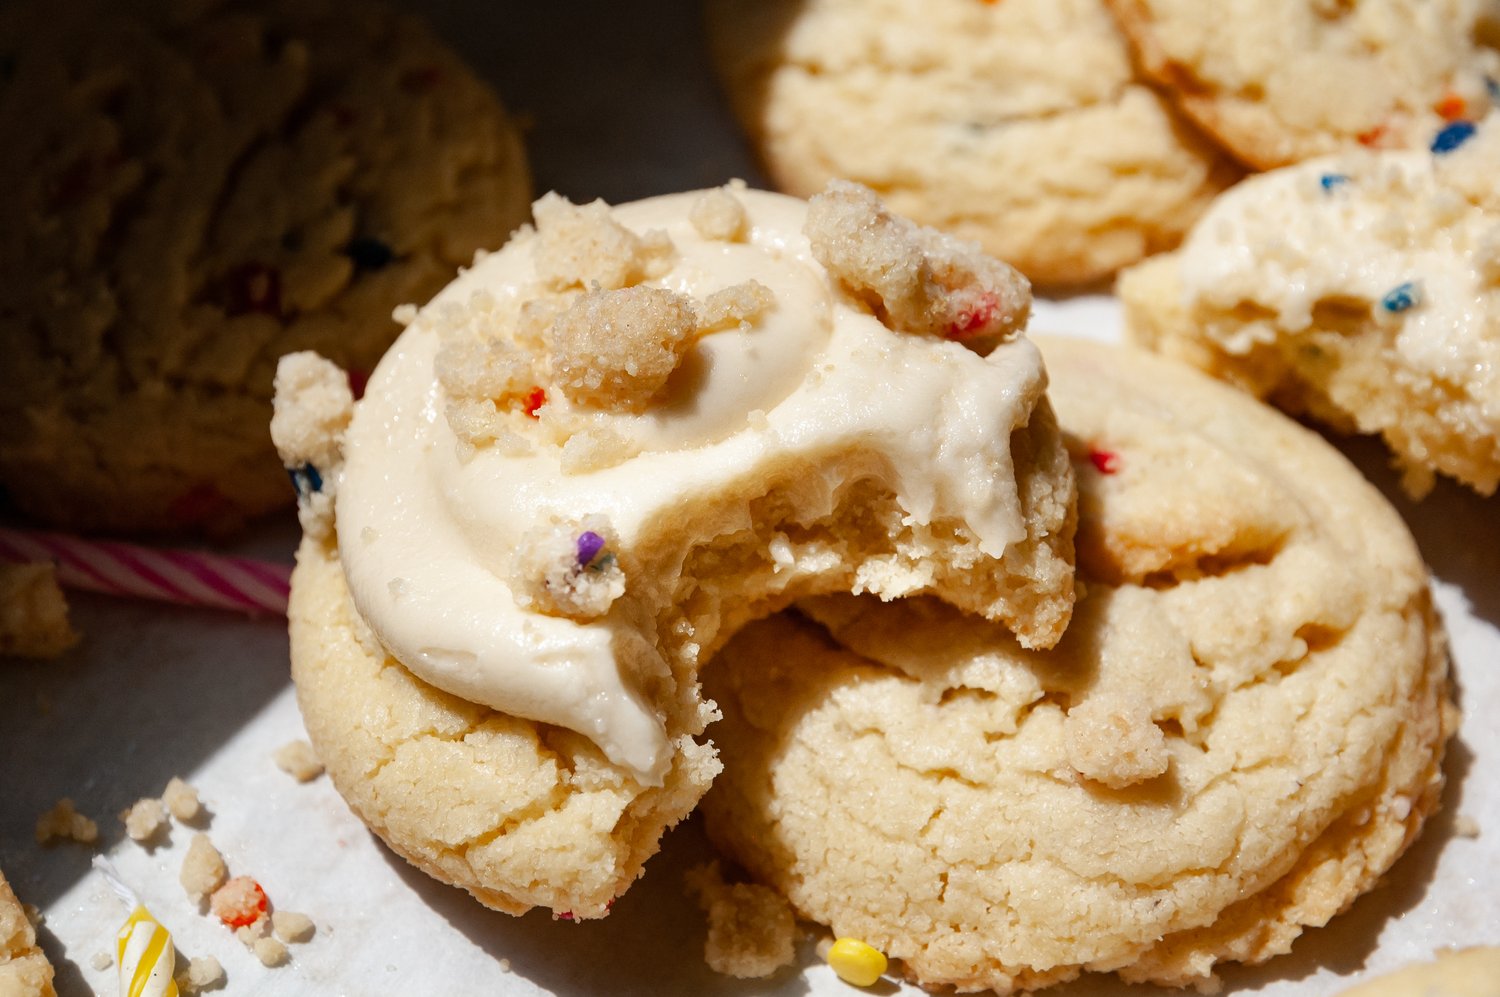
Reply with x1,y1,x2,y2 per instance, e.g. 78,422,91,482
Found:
0,0,530,534
706,0,1238,285
700,337,1455,993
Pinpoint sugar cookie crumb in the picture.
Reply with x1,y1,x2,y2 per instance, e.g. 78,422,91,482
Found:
805,180,1030,348
90,951,112,971
162,777,202,822
252,935,288,968
512,515,627,619
273,740,324,782
699,280,775,332
547,285,700,411
690,184,750,242
1454,814,1481,838
685,862,796,979
1065,695,1170,789
214,877,268,929
0,562,79,659
181,834,229,903
120,797,168,843
532,192,675,291
176,955,224,993
271,910,315,944
270,352,355,538
35,798,98,845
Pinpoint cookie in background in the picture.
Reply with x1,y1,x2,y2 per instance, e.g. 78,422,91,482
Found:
705,0,1239,287
0,0,531,536
1107,0,1500,169
1119,115,1500,498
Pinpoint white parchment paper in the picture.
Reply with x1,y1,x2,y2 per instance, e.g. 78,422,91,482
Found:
2,4,1496,994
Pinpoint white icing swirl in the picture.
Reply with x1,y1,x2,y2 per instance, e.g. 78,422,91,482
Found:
336,189,1044,783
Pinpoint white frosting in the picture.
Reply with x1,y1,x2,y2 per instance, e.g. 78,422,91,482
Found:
335,189,1043,783
1175,143,1500,425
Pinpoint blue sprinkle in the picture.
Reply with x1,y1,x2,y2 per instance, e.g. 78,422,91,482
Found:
1319,173,1349,192
1381,282,1422,314
575,530,606,567
1431,120,1477,154
345,236,394,271
287,464,323,497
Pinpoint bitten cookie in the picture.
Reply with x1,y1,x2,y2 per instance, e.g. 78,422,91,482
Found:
1106,0,1500,169
1337,948,1500,996
279,184,1076,918
1119,119,1500,497
701,337,1455,994
0,0,530,535
0,869,55,997
705,0,1239,286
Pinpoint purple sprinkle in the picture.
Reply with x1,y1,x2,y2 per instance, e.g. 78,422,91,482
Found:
575,531,606,567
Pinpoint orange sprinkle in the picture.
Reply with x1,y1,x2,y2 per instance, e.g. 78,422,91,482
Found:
1357,124,1387,147
1435,92,1467,121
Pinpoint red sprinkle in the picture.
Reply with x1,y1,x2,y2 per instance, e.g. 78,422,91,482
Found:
523,386,546,418
1436,93,1467,121
1357,124,1387,147
556,911,574,921
214,878,268,929
347,368,370,399
947,292,998,339
1088,448,1121,475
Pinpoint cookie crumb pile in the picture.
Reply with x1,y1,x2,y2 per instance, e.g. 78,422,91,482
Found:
685,861,797,979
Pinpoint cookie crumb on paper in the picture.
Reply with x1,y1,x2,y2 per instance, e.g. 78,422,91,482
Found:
685,861,796,979
35,797,98,845
273,739,325,782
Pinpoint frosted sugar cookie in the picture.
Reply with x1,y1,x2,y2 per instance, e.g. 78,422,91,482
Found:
275,183,1076,917
1106,0,1500,168
0,0,530,534
1120,119,1500,496
701,337,1454,993
705,0,1238,286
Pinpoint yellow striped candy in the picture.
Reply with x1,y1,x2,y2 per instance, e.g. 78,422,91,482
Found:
116,905,178,997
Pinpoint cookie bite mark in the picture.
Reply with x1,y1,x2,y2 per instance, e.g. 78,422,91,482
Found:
804,180,1031,350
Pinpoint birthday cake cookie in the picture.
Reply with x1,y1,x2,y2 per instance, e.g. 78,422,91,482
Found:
701,337,1454,993
1119,117,1500,497
274,182,1077,917
0,0,530,535
1106,0,1500,169
705,0,1239,286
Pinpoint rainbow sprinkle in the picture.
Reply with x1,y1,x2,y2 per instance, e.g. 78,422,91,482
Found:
1381,282,1422,314
575,530,606,567
1431,120,1477,154
1319,173,1349,192
288,464,323,498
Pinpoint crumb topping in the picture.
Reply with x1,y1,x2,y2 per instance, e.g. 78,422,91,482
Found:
804,179,1030,350
120,798,168,843
35,798,97,845
531,192,675,290
271,352,355,539
511,514,627,620
548,286,701,411
162,777,202,822
182,833,229,903
272,739,325,783
690,183,751,242
686,861,797,979
1064,694,1170,789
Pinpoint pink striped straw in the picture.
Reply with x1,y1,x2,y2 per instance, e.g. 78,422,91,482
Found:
0,527,291,616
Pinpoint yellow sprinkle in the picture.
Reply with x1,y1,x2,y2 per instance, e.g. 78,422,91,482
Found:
827,937,887,987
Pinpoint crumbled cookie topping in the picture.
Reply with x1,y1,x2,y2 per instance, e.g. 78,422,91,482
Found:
685,861,797,979
699,280,775,333
120,797,168,843
1064,694,1170,789
272,739,325,783
181,833,229,903
162,777,203,823
690,183,751,242
531,192,675,290
804,179,1030,349
270,352,355,538
511,515,627,620
548,286,702,411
